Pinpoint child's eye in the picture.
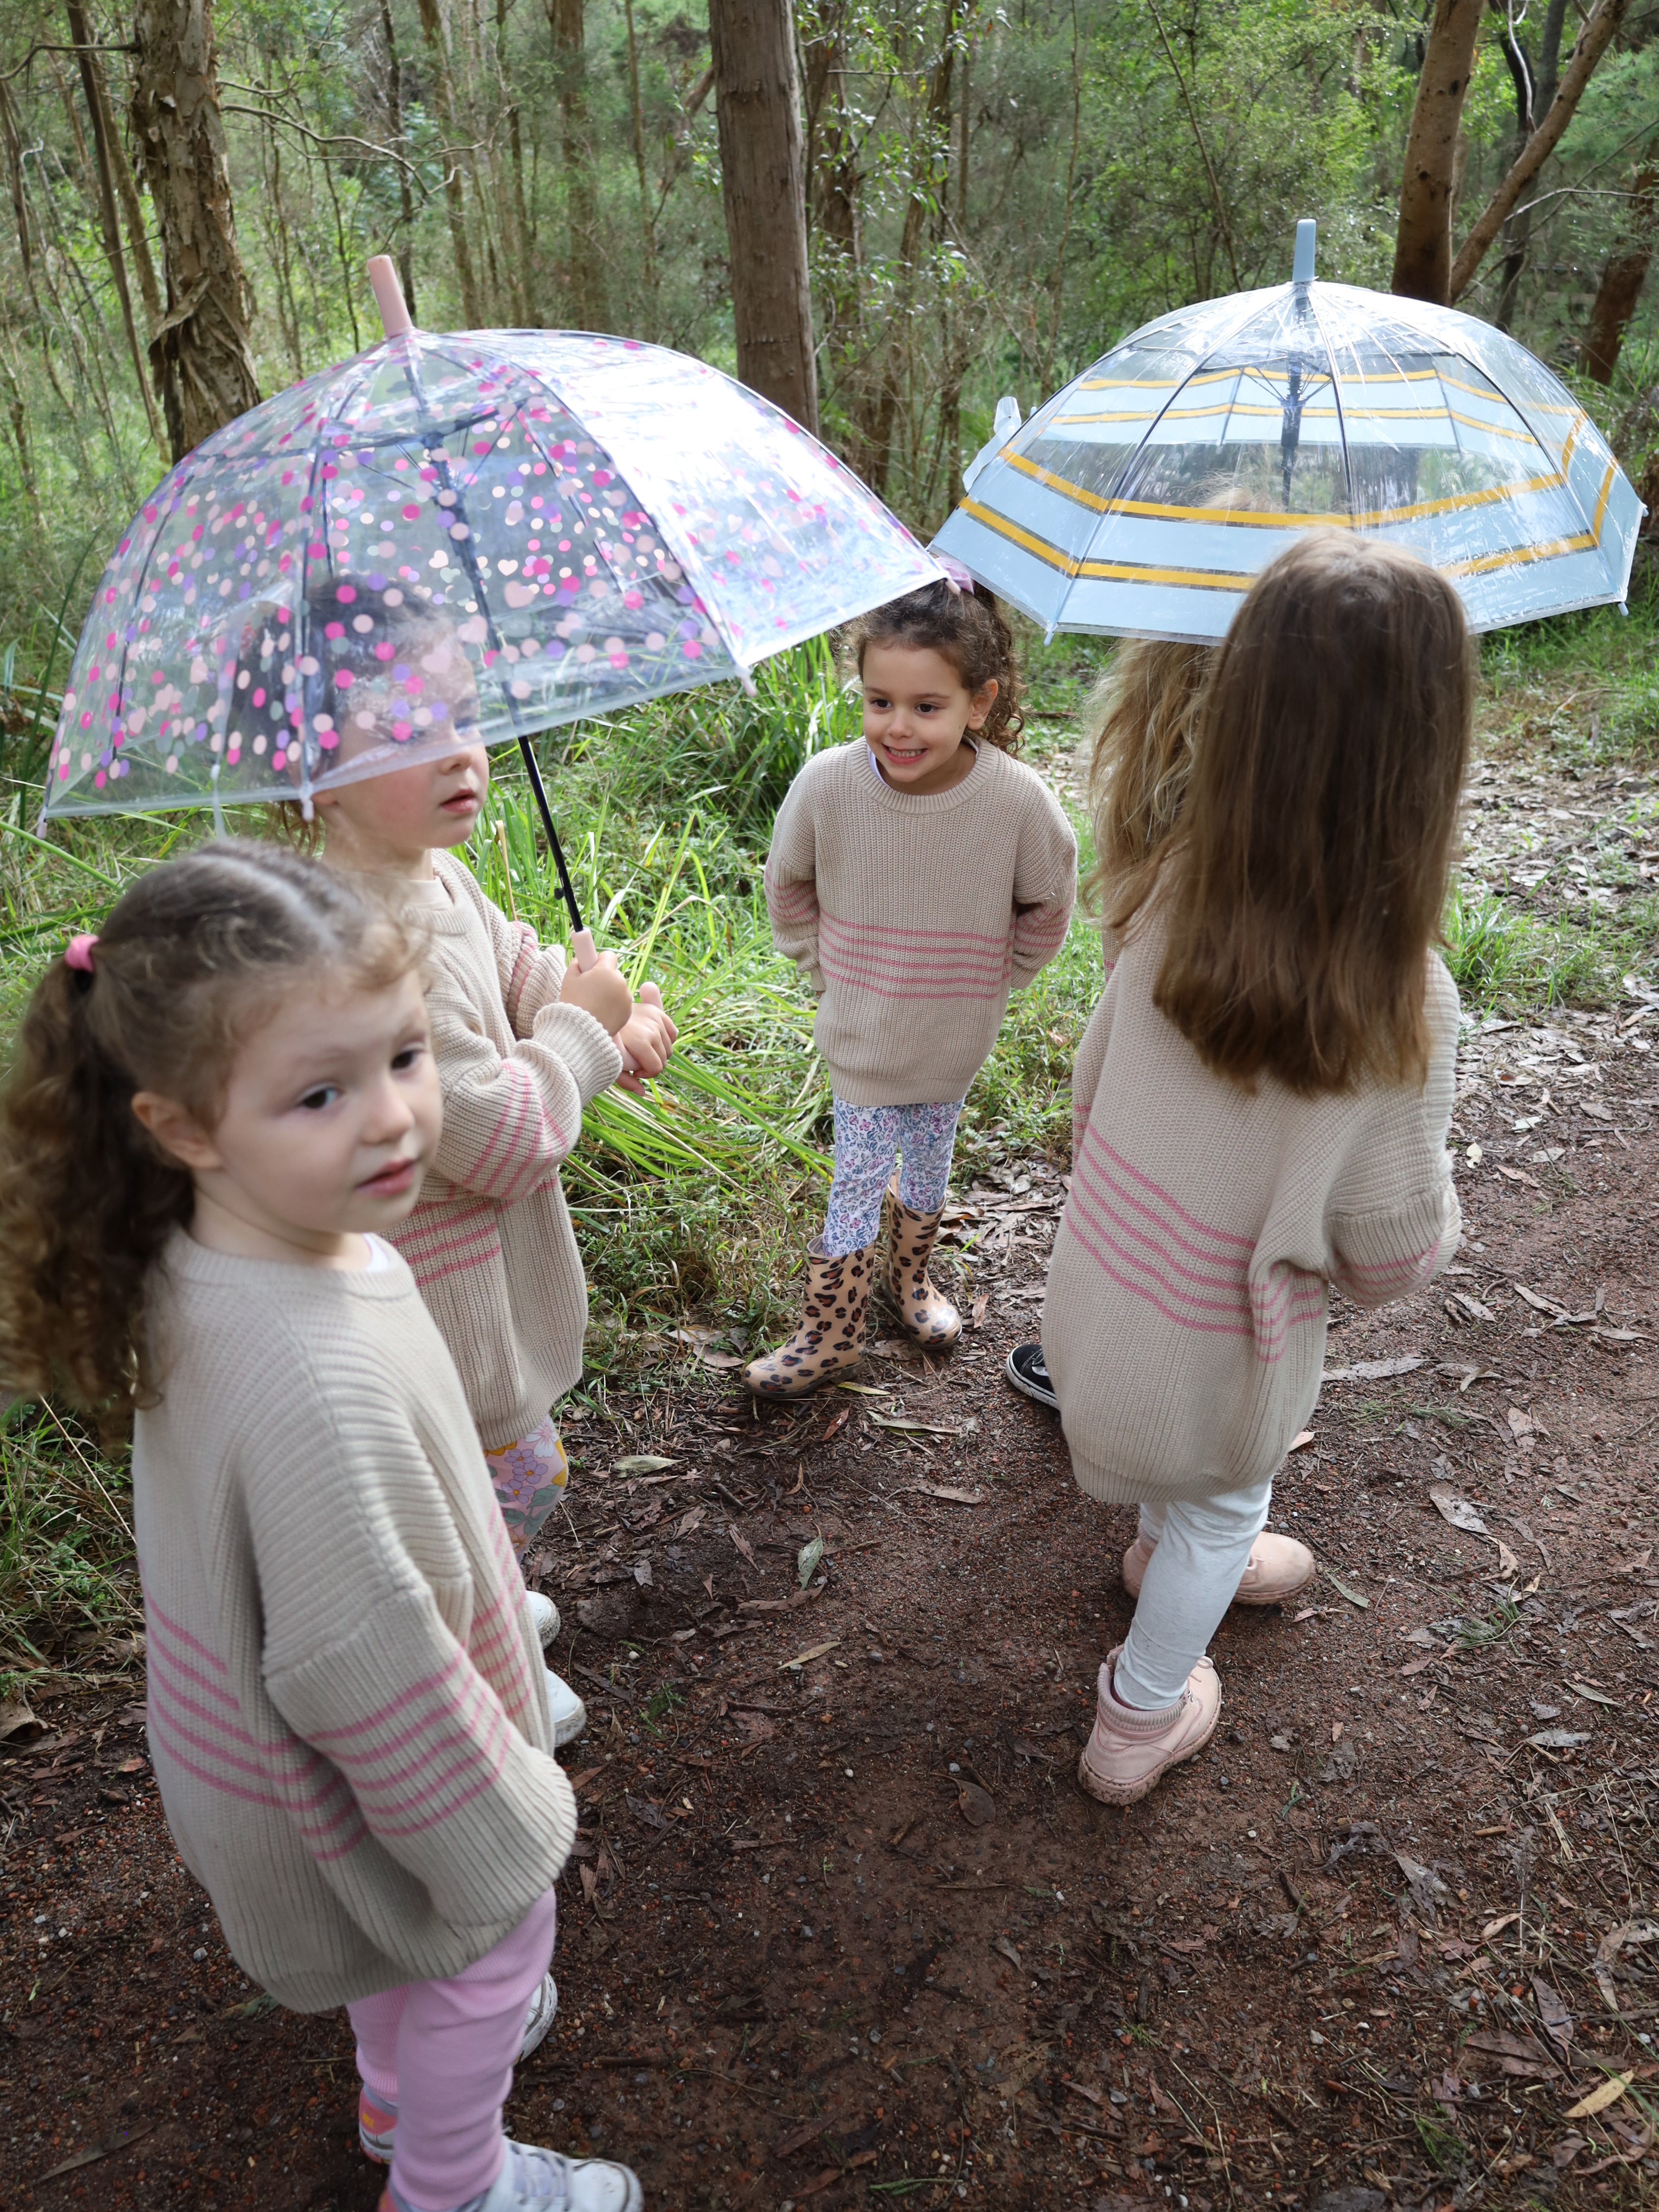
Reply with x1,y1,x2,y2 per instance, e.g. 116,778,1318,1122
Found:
297,1084,341,1112
392,1044,426,1073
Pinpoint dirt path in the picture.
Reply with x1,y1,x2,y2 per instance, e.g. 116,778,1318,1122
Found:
4,1011,1658,2212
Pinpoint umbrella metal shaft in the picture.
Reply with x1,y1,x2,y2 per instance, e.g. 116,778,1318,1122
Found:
516,734,585,939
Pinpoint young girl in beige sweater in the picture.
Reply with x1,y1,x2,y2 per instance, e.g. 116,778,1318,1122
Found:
1042,535,1468,1805
749,577,1078,1395
0,845,640,2212
299,577,676,1746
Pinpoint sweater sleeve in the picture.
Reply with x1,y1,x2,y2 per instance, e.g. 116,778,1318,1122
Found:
245,1358,575,1932
1009,784,1079,988
1326,957,1462,1310
763,771,823,991
427,930,622,1207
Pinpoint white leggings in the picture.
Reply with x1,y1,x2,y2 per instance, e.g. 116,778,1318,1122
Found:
1115,1476,1275,1709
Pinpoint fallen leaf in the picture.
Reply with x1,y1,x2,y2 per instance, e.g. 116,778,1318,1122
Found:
902,1479,987,1505
956,1781,996,1827
737,1589,823,1615
1506,1404,1537,1440
1483,1913,1521,1941
1570,1680,1620,1706
1325,1572,1370,1609
797,1536,826,1588
1292,1604,1334,1623
820,1406,852,1443
970,1293,989,1328
729,1528,757,1567
1287,1430,1315,1452
613,1454,676,1475
733,1711,777,1743
1445,1291,1496,1323
579,1862,600,1903
995,1935,1023,1970
0,1698,37,1741
632,1559,653,1587
37,2125,154,2181
566,1765,604,1790
697,1350,746,1370
1580,1099,1614,1122
1496,1165,1542,1188
1064,2078,1105,2106
1403,1625,1438,1647
1497,1540,1520,1575
1429,1485,1489,1534
833,1382,891,1397
1529,1729,1592,1749
779,1639,840,1671
1320,1355,1425,1384
1514,1287,1566,1320
1463,2029,1559,2074
1564,2072,1632,2120
675,1505,707,1539
1399,1656,1438,1678
1534,1975,1574,2058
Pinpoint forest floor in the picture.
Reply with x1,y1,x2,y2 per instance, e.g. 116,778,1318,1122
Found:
4,735,1659,2212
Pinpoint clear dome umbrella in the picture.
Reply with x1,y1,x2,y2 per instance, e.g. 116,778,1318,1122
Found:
45,260,943,940
934,221,1642,643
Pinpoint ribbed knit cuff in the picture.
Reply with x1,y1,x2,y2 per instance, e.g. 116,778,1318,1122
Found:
529,1001,625,1106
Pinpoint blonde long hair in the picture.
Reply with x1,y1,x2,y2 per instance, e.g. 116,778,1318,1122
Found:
1084,639,1215,924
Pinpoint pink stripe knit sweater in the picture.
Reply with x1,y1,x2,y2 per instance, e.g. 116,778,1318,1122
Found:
391,851,623,1451
132,1233,576,2011
1042,916,1462,1503
763,740,1078,1106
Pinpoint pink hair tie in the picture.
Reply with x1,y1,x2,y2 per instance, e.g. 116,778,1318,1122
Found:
65,933,99,974
936,553,976,597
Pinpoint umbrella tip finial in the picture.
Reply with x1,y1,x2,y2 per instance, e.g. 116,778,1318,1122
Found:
1293,219,1317,286
367,255,413,340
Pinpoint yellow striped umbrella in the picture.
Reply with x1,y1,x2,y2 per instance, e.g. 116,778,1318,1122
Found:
935,222,1641,641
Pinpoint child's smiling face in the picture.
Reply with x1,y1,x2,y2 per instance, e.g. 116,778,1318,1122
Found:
861,641,998,796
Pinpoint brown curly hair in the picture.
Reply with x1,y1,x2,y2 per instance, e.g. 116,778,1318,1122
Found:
0,841,419,1435
842,579,1025,752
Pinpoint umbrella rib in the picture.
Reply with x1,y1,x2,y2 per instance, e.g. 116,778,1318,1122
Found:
1300,289,1355,520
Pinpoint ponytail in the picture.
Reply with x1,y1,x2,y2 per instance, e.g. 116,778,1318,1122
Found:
0,841,418,1434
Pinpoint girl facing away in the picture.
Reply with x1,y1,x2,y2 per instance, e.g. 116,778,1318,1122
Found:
1042,534,1470,1804
1005,635,1216,1411
0,846,641,2212
748,577,1078,1396
271,575,676,1748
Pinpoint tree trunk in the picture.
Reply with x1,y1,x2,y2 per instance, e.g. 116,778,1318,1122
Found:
1391,0,1483,304
1448,0,1628,303
623,0,655,290
130,0,261,463
379,0,419,320
708,0,819,433
548,0,609,330
415,0,486,325
1584,164,1657,384
67,0,164,448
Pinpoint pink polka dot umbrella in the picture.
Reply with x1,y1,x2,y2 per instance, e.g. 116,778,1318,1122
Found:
44,258,943,936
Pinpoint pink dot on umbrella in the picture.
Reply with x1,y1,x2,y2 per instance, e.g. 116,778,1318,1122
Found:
56,759,68,780
319,730,339,750
623,591,642,609
80,711,92,728
473,441,491,455
273,748,287,769
309,541,325,557
144,505,158,522
336,669,355,687
392,720,412,741
325,621,345,639
374,642,394,661
402,504,420,520
336,584,357,603
95,770,106,788
593,470,613,486
252,687,266,707
681,641,702,659
118,537,131,555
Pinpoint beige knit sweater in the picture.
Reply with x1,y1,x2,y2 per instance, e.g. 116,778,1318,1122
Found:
1043,915,1462,1504
391,850,622,1452
764,741,1078,1106
133,1233,576,2012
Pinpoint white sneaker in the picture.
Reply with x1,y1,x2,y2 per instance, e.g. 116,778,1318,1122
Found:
477,2138,642,2212
518,1970,558,2060
544,1667,587,1747
525,1589,561,1646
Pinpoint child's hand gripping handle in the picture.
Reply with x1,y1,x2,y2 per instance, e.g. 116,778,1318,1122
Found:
571,930,638,1073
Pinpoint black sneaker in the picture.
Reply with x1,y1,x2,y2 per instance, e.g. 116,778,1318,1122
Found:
1004,1341,1058,1411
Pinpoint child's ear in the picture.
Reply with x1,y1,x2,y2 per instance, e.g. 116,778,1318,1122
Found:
965,676,1000,730
130,1092,223,1173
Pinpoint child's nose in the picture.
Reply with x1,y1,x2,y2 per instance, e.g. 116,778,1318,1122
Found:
365,1073,416,1141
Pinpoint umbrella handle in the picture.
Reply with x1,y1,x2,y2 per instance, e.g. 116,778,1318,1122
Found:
367,255,413,338
571,928,640,1077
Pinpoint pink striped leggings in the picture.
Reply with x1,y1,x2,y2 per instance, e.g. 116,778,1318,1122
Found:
348,1890,556,2212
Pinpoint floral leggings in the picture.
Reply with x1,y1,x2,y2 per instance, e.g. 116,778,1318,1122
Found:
819,1095,967,1257
483,1416,569,1556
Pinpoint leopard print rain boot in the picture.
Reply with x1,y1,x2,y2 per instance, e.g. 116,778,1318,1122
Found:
883,1186,962,1347
743,1241,877,1399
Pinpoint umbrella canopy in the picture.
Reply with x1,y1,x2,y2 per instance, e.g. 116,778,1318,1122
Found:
933,222,1642,643
45,326,941,819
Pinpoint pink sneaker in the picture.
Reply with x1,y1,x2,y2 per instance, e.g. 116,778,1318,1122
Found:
1077,1649,1221,1806
1121,1529,1315,1606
